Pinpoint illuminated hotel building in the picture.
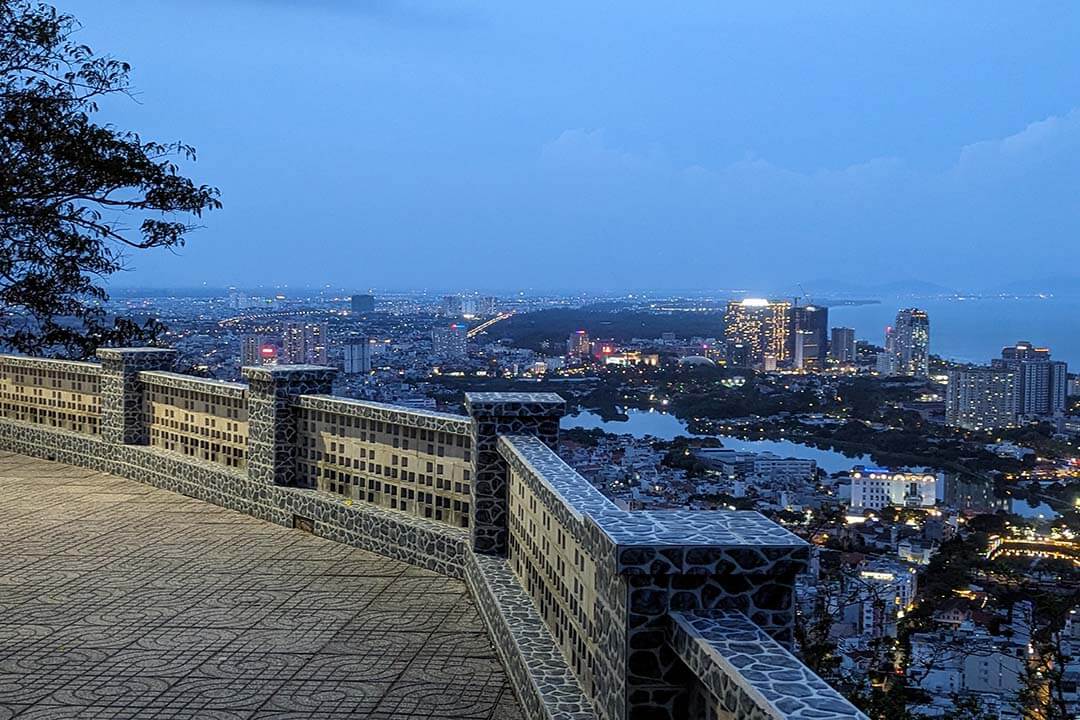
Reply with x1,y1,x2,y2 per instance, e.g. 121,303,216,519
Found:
850,466,939,510
723,298,791,368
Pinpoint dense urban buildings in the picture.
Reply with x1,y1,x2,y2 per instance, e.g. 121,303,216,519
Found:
239,333,278,366
350,293,375,314
67,286,1080,720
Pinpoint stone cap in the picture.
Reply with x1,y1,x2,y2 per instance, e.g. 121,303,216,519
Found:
0,355,101,374
139,371,248,399
464,392,566,416
498,435,807,574
241,364,337,382
669,611,868,720
96,347,178,359
297,395,472,435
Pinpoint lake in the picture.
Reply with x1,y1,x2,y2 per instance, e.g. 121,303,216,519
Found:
562,409,872,473
829,296,1080,368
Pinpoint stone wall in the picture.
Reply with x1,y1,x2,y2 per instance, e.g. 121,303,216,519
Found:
0,354,102,435
295,394,475,528
0,351,867,720
140,371,248,470
0,353,598,720
669,612,868,720
498,434,825,720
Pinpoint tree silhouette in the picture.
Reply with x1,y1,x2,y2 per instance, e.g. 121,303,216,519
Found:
1,1,220,357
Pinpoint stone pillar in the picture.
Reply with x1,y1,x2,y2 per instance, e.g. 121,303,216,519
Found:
96,347,178,445
242,364,336,486
464,392,565,555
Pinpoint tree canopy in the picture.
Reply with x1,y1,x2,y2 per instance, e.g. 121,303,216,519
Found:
0,1,219,357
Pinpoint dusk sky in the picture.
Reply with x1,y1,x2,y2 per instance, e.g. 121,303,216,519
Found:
65,1,1080,292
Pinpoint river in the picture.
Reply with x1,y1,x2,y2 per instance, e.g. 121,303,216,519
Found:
562,409,872,473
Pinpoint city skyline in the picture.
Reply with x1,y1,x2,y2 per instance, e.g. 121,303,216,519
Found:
59,1,1080,291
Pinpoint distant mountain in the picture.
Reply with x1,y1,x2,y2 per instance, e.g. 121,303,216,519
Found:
792,278,961,299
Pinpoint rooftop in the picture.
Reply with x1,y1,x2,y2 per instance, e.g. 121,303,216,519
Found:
0,452,523,720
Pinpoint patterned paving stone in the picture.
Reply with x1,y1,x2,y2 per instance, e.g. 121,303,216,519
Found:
0,456,523,720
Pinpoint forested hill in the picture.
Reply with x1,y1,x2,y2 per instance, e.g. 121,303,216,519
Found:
492,309,724,350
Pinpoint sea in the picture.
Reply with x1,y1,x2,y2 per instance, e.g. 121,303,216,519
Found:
827,295,1080,368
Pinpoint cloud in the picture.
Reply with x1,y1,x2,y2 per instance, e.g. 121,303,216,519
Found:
527,109,1080,289
953,108,1080,179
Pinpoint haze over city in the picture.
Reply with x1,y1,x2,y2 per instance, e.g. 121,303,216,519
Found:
59,0,1080,292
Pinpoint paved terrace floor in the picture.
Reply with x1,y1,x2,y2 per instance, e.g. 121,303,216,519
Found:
0,453,523,720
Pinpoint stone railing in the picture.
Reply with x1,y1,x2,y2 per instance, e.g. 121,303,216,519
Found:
294,394,475,528
496,433,867,720
140,371,248,470
0,354,101,435
0,349,866,720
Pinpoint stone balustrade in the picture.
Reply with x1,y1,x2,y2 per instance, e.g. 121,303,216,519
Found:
0,350,866,720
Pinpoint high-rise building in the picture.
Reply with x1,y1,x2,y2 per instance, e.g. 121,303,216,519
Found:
350,294,375,314
566,330,590,358
240,334,278,367
892,308,930,377
789,304,828,368
441,295,463,317
945,367,1018,431
991,341,1067,418
343,338,373,374
877,325,898,375
830,327,856,363
724,299,791,368
460,296,498,318
432,323,467,360
282,322,328,365
226,288,252,310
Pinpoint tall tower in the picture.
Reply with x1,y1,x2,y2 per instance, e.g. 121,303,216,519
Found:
723,299,791,369
790,304,828,368
343,339,372,374
893,308,930,377
830,327,856,363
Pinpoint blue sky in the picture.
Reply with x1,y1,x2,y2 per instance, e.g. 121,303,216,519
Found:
63,1,1080,292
